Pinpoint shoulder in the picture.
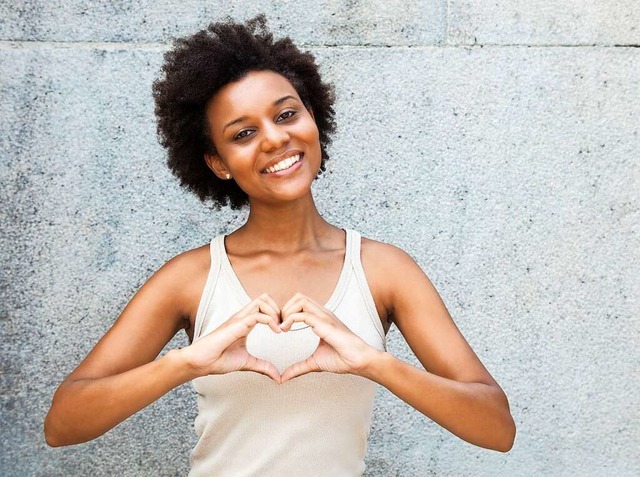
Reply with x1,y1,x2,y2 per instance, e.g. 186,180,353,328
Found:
359,234,425,318
360,235,417,269
360,235,422,282
142,242,212,323
161,242,211,280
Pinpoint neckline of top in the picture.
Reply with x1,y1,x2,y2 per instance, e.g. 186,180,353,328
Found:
217,228,353,312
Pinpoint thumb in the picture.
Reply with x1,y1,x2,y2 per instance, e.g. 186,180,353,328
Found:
280,355,320,383
242,355,282,384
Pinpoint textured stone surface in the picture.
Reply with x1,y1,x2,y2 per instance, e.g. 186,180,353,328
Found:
2,3,639,476
449,0,640,45
0,0,446,45
319,46,640,475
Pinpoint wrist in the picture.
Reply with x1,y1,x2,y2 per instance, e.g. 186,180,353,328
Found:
356,348,391,381
165,348,201,382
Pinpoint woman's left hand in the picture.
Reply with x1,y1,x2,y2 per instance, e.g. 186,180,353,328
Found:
279,292,380,382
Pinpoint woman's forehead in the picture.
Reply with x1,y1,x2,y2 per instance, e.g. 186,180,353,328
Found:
208,70,300,117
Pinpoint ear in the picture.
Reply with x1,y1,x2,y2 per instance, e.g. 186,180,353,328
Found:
204,153,232,180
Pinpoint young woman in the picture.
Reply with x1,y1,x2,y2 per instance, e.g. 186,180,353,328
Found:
45,14,515,475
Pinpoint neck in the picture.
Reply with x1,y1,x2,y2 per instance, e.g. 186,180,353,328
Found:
235,191,336,253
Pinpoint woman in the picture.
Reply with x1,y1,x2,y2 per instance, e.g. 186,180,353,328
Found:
45,14,515,475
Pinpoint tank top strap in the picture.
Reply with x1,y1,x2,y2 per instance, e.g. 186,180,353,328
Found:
193,236,222,341
346,229,387,343
343,228,356,261
345,228,361,267
214,233,251,305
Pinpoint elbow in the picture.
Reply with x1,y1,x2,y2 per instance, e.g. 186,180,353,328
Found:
44,398,107,447
44,412,87,447
495,417,516,452
44,432,63,448
44,387,71,447
492,405,516,453
44,407,94,447
487,386,517,452
44,387,82,447
44,413,65,447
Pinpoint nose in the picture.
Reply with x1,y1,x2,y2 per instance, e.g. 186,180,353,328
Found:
260,121,290,152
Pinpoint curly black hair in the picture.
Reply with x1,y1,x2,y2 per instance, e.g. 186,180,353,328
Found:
153,14,337,210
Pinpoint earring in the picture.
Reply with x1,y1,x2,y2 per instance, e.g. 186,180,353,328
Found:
225,173,231,179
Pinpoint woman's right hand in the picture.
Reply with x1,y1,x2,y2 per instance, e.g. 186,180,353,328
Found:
179,293,283,382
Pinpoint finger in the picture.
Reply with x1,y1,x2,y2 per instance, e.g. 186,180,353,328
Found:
281,292,307,316
279,311,317,332
243,356,282,384
281,356,320,383
281,292,325,320
237,293,280,322
254,293,281,320
242,311,282,335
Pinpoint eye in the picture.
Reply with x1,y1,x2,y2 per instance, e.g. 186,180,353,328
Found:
233,129,254,141
277,110,297,121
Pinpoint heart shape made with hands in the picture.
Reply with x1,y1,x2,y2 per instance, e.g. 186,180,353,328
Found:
245,321,320,375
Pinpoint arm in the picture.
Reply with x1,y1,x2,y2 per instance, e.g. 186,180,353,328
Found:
44,252,198,446
44,248,284,447
361,243,516,451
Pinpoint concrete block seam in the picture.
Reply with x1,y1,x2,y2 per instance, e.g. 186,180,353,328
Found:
1,40,640,51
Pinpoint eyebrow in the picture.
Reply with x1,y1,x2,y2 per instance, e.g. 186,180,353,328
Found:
222,95,299,133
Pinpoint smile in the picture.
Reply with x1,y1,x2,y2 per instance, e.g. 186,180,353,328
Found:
261,153,303,174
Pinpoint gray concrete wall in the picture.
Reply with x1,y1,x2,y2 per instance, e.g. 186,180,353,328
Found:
1,1,638,475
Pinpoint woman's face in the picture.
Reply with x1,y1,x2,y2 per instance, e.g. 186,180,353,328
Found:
204,70,322,206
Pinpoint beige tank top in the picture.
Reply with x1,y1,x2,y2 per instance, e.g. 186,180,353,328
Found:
189,228,387,476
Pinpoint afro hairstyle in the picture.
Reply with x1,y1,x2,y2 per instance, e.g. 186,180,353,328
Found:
153,14,337,209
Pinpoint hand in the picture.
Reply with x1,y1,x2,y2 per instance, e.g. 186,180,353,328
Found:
279,293,379,382
180,293,283,383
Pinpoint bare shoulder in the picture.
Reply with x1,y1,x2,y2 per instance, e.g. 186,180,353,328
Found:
124,242,211,334
360,236,422,325
161,243,211,286
160,243,212,326
361,236,422,282
361,236,417,268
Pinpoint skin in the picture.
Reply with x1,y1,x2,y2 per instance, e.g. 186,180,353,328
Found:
44,70,516,452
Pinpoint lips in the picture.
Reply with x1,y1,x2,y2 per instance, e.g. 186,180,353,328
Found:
260,150,304,174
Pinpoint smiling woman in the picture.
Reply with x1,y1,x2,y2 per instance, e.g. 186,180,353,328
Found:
44,14,515,476
203,70,323,206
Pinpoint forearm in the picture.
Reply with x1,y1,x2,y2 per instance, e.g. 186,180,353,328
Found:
45,349,195,446
360,351,515,451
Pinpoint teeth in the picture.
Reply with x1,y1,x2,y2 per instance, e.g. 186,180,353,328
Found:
264,154,301,174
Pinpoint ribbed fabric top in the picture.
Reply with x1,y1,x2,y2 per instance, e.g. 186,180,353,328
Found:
189,229,386,476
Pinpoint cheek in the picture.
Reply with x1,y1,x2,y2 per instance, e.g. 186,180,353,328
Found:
216,142,254,166
300,117,321,147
